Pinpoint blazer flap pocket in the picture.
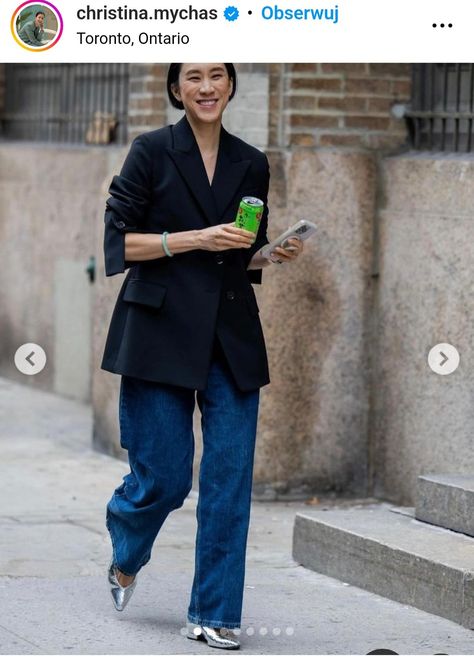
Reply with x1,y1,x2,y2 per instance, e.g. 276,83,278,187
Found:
123,279,167,309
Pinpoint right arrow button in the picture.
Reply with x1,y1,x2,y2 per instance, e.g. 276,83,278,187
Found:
428,343,460,375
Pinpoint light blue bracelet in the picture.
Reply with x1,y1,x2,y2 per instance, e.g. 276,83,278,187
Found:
162,231,174,257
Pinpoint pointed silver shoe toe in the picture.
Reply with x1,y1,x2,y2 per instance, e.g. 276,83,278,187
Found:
107,558,137,611
186,622,240,649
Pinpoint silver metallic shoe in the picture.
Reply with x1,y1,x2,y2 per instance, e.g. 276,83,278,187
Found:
186,622,240,650
107,558,137,611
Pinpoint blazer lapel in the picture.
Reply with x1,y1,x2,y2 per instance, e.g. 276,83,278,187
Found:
212,127,251,221
166,116,218,226
167,117,252,226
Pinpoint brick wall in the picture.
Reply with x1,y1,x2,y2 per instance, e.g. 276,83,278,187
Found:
285,63,411,150
127,64,168,141
126,63,411,152
268,64,286,148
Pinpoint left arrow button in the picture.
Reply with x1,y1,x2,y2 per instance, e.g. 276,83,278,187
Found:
14,344,47,375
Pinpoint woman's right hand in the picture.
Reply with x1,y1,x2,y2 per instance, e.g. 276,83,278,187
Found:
197,223,256,252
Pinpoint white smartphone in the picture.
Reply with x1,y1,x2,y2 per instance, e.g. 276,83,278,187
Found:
260,220,317,259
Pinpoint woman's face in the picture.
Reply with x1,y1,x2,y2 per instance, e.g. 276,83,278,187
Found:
173,63,233,126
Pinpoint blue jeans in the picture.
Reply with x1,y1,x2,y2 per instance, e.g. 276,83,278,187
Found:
105,351,260,629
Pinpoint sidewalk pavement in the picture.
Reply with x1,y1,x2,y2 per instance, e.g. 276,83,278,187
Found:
1,377,474,655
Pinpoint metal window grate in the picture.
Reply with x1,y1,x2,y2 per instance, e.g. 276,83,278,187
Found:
2,64,129,145
407,64,474,152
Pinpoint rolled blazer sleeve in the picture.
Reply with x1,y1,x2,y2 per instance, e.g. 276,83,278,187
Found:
244,154,270,285
104,134,153,276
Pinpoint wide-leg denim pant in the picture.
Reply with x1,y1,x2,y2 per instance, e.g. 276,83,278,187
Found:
105,351,260,629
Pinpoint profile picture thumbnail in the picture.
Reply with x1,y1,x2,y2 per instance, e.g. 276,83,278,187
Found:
12,1,63,51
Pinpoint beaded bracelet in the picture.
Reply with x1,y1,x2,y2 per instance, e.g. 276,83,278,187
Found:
161,231,174,257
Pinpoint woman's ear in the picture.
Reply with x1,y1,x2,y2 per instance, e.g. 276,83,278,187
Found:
229,78,234,99
171,83,181,103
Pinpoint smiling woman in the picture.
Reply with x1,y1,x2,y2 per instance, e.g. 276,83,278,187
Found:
102,62,303,651
167,63,237,135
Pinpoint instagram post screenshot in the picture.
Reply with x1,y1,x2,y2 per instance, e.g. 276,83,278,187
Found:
1,0,474,659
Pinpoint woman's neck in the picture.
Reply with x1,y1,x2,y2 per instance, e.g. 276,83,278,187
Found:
186,115,221,154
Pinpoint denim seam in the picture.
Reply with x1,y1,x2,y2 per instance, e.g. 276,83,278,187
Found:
106,505,144,576
119,378,129,445
215,389,258,628
186,417,200,622
105,508,125,574
219,487,237,625
194,496,202,621
187,615,241,629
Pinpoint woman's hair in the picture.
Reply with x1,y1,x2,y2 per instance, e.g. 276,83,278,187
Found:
167,63,237,110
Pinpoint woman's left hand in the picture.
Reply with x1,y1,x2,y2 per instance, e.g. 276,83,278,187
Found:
269,237,304,264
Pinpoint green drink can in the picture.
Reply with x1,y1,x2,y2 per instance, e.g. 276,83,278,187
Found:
234,196,264,242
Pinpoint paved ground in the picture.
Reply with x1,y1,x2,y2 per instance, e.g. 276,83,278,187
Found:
1,377,474,655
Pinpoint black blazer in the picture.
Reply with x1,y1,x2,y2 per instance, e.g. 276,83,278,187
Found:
101,115,270,391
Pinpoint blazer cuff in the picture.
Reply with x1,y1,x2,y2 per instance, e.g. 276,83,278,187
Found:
103,209,139,276
244,233,269,285
247,268,263,285
106,174,150,223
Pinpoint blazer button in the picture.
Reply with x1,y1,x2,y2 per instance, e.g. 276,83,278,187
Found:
114,219,126,229
226,290,235,301
216,253,224,265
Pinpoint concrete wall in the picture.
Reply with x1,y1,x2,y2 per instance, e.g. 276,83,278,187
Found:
371,154,474,504
253,148,375,498
91,147,129,457
0,144,113,401
5,144,472,504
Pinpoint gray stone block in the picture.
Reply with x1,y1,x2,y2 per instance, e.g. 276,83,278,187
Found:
373,157,474,505
416,474,474,537
293,505,474,629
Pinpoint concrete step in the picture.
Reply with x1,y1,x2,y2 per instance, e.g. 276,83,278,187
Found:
292,504,474,629
416,474,474,537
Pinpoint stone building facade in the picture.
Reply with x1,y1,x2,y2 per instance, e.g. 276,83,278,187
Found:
1,63,472,505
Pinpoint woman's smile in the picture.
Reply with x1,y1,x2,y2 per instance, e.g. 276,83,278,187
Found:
196,99,218,107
